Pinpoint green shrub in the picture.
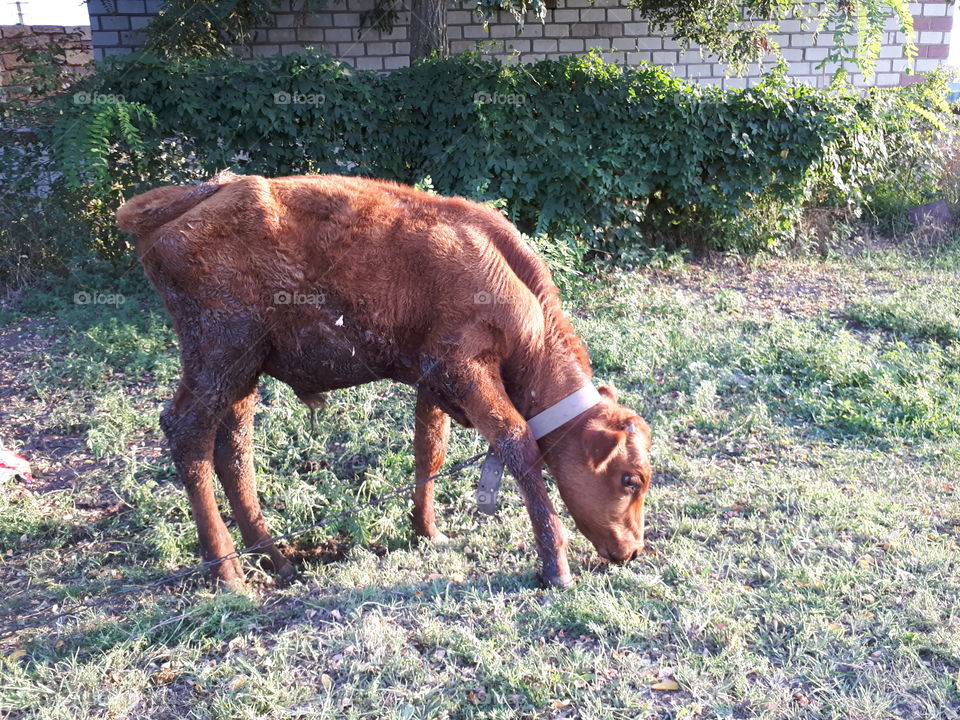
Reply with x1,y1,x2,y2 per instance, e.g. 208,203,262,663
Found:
374,56,837,257
2,51,956,282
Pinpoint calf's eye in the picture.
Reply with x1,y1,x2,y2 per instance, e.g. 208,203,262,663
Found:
621,473,640,489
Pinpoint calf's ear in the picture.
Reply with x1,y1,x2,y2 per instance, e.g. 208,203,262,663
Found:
582,417,624,473
597,384,617,402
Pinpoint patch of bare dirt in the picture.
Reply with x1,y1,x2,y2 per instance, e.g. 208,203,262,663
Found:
652,254,889,319
0,321,103,496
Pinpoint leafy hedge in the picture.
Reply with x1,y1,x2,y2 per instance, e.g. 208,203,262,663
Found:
5,51,957,274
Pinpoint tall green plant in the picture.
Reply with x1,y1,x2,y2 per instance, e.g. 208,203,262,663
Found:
56,100,157,259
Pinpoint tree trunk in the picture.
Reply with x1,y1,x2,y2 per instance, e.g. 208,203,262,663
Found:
409,0,448,61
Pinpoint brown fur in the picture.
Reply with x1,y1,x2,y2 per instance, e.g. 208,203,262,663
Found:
119,172,652,588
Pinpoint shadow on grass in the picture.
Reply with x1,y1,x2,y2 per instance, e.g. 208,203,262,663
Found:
21,563,545,664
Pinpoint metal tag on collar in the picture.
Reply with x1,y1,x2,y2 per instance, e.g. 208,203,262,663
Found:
475,449,505,515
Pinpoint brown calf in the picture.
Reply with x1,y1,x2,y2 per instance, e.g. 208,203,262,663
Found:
117,172,652,589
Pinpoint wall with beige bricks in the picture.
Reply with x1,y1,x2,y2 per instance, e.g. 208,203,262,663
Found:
0,24,93,92
85,0,953,88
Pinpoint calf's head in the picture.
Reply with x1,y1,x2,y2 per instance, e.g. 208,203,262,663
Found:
542,386,652,563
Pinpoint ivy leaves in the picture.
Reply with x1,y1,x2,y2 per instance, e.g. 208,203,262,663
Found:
63,52,955,260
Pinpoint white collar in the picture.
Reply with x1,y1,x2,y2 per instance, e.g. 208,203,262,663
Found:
526,383,603,440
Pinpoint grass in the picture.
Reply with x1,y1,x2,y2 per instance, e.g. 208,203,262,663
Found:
1,243,960,719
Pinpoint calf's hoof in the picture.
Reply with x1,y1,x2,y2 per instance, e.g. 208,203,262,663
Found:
414,524,450,546
220,575,249,593
209,556,246,591
260,547,295,579
211,570,248,593
537,571,575,590
275,557,297,580
428,532,451,546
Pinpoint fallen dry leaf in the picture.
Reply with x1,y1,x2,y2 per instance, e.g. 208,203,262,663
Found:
651,679,680,691
151,667,179,685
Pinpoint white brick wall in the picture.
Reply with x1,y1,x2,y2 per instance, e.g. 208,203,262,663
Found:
85,0,954,88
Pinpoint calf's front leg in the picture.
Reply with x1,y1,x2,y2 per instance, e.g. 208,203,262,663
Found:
412,391,451,542
456,365,573,588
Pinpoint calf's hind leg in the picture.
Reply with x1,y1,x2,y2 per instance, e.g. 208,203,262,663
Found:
160,381,246,588
214,389,294,578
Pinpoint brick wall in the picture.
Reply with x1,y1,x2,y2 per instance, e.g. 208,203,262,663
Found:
905,0,954,82
86,0,953,88
0,25,93,92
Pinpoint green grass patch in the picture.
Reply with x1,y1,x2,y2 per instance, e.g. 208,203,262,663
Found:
2,248,959,718
847,288,960,343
